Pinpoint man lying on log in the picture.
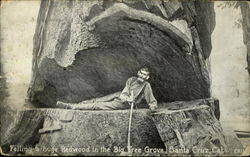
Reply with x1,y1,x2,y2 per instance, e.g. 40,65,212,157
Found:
56,67,158,112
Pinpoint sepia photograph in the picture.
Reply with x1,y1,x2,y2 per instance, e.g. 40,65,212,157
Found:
0,0,249,156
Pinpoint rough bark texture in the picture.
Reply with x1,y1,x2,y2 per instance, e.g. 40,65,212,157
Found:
0,1,247,156
0,99,242,156
2,0,245,156
239,2,250,74
27,0,215,107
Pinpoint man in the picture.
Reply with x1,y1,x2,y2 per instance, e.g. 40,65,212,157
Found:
56,67,158,111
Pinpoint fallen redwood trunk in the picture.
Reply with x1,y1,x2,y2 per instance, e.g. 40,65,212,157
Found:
1,99,243,156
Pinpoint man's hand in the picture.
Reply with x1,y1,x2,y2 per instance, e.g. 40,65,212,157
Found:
150,105,158,113
126,91,135,103
126,95,135,103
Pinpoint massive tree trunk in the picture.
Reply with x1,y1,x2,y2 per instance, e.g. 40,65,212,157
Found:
1,0,245,156
239,2,250,74
27,0,215,107
1,99,243,156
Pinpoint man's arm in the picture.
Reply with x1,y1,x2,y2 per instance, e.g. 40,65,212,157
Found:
119,78,132,102
144,83,158,110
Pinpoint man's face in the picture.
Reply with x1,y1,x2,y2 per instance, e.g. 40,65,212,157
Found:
137,70,150,82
